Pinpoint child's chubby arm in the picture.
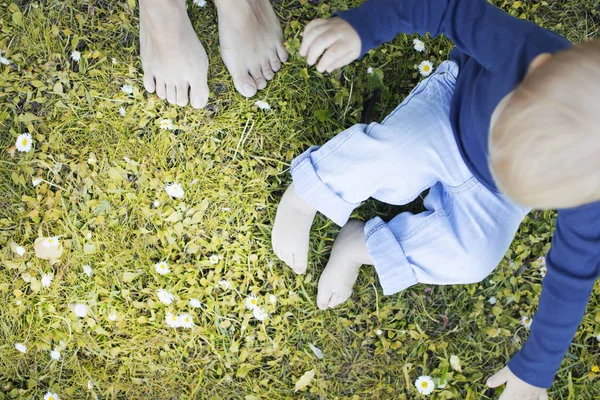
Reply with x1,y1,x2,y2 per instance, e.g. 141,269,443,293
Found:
486,367,548,400
299,18,361,73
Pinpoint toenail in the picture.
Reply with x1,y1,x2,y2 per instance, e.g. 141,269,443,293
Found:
244,84,255,95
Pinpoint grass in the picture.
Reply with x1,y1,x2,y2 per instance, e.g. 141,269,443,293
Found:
1,0,599,398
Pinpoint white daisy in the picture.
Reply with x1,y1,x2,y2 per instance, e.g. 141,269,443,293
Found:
413,38,425,52
178,313,194,328
157,289,175,305
43,392,60,400
15,133,33,153
121,84,134,94
165,312,181,328
159,119,173,130
218,279,231,290
42,236,60,249
87,154,97,165
73,304,88,318
165,183,184,199
189,298,202,308
83,264,93,277
108,312,118,321
367,67,373,74
193,0,207,6
254,100,271,110
376,329,383,336
50,349,61,360
32,177,43,187
521,315,532,329
119,106,126,117
488,297,497,305
418,60,434,77
269,294,277,305
245,294,259,310
154,261,170,275
209,255,220,265
41,273,54,287
253,306,268,321
15,246,25,256
70,50,81,62
415,375,435,396
535,256,546,267
539,266,547,278
15,343,27,353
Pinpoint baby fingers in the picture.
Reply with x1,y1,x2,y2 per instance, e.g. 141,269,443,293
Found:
316,43,352,73
299,18,329,57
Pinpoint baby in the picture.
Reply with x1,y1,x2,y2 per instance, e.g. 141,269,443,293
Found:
271,0,600,398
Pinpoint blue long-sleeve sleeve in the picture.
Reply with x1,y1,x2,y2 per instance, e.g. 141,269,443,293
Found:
508,203,600,388
336,0,599,389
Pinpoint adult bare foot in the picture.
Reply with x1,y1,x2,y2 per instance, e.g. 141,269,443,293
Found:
317,220,373,310
139,0,209,108
272,183,317,274
216,0,288,98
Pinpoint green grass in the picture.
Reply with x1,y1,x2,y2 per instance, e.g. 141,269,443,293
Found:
1,0,599,398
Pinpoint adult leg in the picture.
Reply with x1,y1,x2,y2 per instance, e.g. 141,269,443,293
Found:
139,0,210,109
215,0,288,98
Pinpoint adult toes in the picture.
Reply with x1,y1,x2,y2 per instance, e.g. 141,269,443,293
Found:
155,81,167,100
270,54,282,72
189,78,209,109
277,43,289,63
261,60,274,81
250,67,267,91
232,71,257,98
166,83,177,104
176,82,190,107
143,73,156,93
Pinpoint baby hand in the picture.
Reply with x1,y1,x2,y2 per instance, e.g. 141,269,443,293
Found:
487,367,548,400
299,17,361,73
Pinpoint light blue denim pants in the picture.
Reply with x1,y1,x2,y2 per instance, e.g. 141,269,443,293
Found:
291,61,530,296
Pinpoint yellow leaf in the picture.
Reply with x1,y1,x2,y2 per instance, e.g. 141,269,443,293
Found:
236,363,257,378
294,369,315,392
122,272,140,283
450,355,462,373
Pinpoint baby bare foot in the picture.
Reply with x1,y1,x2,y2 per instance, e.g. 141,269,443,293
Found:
216,0,288,98
139,0,209,108
272,183,317,274
317,220,373,310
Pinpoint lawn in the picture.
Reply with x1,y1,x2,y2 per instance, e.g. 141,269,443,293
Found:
0,0,599,399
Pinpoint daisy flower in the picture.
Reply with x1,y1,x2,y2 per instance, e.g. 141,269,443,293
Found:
521,315,533,329
254,100,271,110
218,279,231,290
119,106,126,117
42,236,60,249
189,298,202,308
178,313,194,328
159,119,173,130
50,349,61,360
87,154,97,165
32,177,43,187
245,294,259,310
535,256,546,267
44,392,60,400
154,261,170,275
165,312,180,328
41,273,54,287
70,50,81,62
14,245,25,256
539,266,547,278
209,255,220,265
253,306,269,321
418,60,434,77
165,183,184,199
157,289,175,305
488,297,497,305
73,304,88,318
269,294,277,305
415,375,435,396
367,67,373,74
83,264,93,277
15,133,33,153
413,38,425,52
193,0,207,6
15,343,27,353
121,84,134,94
